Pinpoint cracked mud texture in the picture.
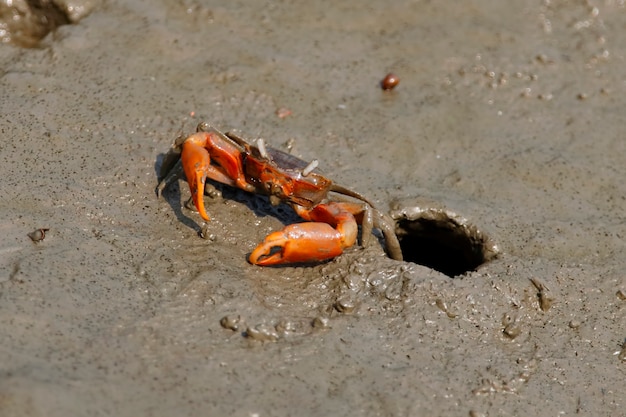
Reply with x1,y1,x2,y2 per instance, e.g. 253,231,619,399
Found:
0,1,625,416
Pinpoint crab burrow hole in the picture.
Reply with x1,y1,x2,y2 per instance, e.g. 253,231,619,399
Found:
389,200,499,277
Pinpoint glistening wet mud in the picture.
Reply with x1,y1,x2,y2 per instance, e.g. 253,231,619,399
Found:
0,1,625,416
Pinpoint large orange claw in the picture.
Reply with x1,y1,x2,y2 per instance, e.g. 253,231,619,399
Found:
179,131,255,222
249,223,344,266
181,137,211,221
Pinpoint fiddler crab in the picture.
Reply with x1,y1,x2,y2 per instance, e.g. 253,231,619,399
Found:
157,123,402,266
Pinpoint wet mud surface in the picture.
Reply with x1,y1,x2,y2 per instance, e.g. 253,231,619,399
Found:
0,1,625,416
0,0,94,47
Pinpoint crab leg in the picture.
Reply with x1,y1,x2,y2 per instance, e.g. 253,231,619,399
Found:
180,132,255,221
248,201,363,266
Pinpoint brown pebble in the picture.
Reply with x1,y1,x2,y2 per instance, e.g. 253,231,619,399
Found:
380,72,399,90
220,315,242,331
568,320,581,329
199,225,216,241
335,298,357,314
28,228,49,242
312,316,330,329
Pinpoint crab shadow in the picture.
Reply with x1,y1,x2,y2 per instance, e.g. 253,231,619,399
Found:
217,185,303,227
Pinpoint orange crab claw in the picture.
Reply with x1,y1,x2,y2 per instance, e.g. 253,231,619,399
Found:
249,223,345,266
179,130,256,222
181,137,211,221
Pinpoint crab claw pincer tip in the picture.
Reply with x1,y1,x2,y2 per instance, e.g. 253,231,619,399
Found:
248,224,344,266
181,139,211,222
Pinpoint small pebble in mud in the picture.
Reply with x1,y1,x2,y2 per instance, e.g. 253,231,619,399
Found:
245,324,279,342
568,320,581,329
380,73,400,90
204,184,222,199
335,297,358,314
28,228,49,242
312,316,330,329
220,315,242,331
616,288,626,300
199,225,216,240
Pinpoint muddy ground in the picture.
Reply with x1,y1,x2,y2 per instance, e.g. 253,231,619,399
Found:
0,1,624,416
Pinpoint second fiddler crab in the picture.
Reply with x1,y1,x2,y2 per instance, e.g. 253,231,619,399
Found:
157,123,402,266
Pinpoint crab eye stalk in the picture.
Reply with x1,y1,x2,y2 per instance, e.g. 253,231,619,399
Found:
301,159,319,177
256,138,269,159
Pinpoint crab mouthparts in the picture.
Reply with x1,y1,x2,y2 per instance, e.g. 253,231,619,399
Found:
269,195,282,206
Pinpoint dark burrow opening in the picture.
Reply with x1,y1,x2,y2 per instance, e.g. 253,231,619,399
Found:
391,205,499,278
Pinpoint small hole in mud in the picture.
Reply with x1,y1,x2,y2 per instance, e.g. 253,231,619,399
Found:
392,205,499,278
